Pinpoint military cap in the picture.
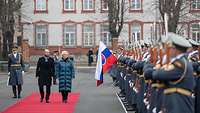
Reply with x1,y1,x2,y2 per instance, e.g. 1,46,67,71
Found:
166,32,192,48
12,43,18,51
188,39,200,47
12,43,18,48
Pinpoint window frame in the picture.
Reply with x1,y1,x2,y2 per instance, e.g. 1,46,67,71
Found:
100,24,111,47
129,21,143,43
82,23,95,47
190,0,200,12
63,23,77,47
82,0,95,13
101,0,108,13
191,23,200,42
34,0,48,14
129,0,143,13
63,0,76,13
35,24,48,48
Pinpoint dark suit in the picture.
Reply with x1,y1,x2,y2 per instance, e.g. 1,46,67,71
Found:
36,56,55,101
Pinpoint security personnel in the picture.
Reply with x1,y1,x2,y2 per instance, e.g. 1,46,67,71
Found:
188,39,199,62
188,39,200,113
8,44,25,98
144,32,195,113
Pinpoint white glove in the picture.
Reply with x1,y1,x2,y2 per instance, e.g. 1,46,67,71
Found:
22,71,24,75
8,72,10,76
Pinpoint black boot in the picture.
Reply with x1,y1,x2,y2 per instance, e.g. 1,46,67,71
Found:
17,85,22,98
12,86,17,98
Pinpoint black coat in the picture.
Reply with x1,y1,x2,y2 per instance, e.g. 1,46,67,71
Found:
36,56,55,86
87,50,93,63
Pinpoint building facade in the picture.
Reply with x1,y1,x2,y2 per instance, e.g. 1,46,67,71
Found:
21,0,200,62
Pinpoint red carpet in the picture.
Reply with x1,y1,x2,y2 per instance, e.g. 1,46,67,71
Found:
1,92,80,113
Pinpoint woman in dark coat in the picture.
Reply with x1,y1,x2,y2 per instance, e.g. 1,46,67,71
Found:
55,51,75,103
36,49,56,103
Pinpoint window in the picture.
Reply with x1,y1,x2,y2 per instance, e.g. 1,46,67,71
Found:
101,0,108,11
35,25,48,47
131,23,141,43
130,0,141,10
83,24,95,46
63,0,75,11
64,24,76,47
101,24,111,46
191,0,200,10
82,0,94,11
34,0,47,13
191,23,200,42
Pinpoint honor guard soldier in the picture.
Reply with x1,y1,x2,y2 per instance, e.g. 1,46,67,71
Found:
144,32,195,113
8,44,25,98
188,39,199,62
188,39,200,113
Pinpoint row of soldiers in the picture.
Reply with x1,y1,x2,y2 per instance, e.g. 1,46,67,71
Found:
111,32,200,113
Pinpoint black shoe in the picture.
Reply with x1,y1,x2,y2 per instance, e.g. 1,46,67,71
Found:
18,95,21,98
40,98,43,102
118,93,125,97
46,100,50,103
126,107,135,111
63,100,67,103
12,96,17,98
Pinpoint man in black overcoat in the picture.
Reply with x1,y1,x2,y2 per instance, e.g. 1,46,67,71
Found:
36,49,56,103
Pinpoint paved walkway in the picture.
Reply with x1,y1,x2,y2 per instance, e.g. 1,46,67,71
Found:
0,68,125,113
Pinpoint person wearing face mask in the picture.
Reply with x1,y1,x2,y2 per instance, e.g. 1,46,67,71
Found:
55,51,75,103
8,44,25,99
36,49,56,103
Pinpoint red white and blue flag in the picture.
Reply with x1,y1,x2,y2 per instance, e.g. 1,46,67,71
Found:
95,41,117,86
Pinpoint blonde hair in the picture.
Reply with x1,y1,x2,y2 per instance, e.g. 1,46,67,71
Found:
44,49,50,52
61,51,69,55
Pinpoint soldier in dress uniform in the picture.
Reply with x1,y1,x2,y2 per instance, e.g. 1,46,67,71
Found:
36,49,56,103
144,32,195,113
188,39,199,62
188,39,200,113
8,44,25,98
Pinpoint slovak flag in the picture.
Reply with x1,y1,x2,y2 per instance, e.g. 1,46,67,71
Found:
95,41,117,86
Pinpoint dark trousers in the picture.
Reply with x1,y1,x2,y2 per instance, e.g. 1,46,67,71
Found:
12,85,22,97
39,85,51,100
61,91,69,101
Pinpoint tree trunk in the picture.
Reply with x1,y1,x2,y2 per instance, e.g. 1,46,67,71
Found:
2,30,14,59
2,32,8,58
112,37,118,51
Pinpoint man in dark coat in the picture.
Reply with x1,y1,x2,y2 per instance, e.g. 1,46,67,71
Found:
87,48,93,66
36,49,56,103
8,44,25,98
